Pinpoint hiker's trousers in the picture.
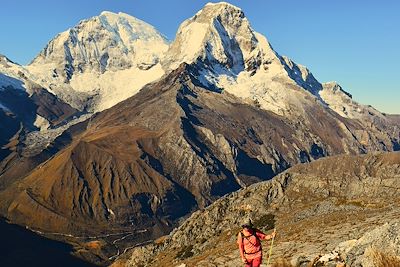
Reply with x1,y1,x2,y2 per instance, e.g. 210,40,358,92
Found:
245,257,262,267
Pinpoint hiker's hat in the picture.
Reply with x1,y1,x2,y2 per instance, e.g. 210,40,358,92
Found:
241,217,253,228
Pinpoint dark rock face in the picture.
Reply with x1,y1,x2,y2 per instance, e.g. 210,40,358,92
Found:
0,74,78,129
0,80,80,194
29,86,78,126
0,109,21,160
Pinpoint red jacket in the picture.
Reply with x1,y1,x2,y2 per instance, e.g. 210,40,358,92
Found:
237,229,267,260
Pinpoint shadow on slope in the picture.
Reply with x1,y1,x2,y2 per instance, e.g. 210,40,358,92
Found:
0,218,97,267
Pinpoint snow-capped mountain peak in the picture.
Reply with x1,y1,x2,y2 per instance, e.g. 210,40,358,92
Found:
204,2,242,9
26,11,170,112
318,81,383,119
163,1,277,74
163,3,324,116
0,54,32,92
163,2,386,122
322,81,352,98
0,54,17,65
30,11,169,74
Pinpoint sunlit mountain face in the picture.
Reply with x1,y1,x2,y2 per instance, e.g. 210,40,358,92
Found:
0,2,399,266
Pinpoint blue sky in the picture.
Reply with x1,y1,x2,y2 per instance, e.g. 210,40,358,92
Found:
1,0,399,114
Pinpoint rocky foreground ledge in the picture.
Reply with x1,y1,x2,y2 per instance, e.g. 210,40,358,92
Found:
112,152,400,267
329,222,400,267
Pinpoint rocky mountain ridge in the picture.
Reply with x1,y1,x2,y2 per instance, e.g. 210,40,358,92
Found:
120,152,400,267
0,54,80,162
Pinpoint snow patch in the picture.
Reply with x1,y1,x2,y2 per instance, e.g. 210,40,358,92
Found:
0,102,10,112
0,70,26,91
108,208,115,217
33,115,50,131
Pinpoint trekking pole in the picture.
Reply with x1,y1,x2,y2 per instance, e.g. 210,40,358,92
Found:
266,228,276,266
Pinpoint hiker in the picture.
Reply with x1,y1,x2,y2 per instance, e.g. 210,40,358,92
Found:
237,218,276,267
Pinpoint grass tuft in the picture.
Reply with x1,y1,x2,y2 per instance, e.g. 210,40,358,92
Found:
371,250,400,267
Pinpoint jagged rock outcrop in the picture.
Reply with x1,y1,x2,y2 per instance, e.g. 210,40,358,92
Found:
336,222,400,267
310,222,400,267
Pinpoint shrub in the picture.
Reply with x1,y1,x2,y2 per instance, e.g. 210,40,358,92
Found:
175,245,194,260
253,213,275,230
